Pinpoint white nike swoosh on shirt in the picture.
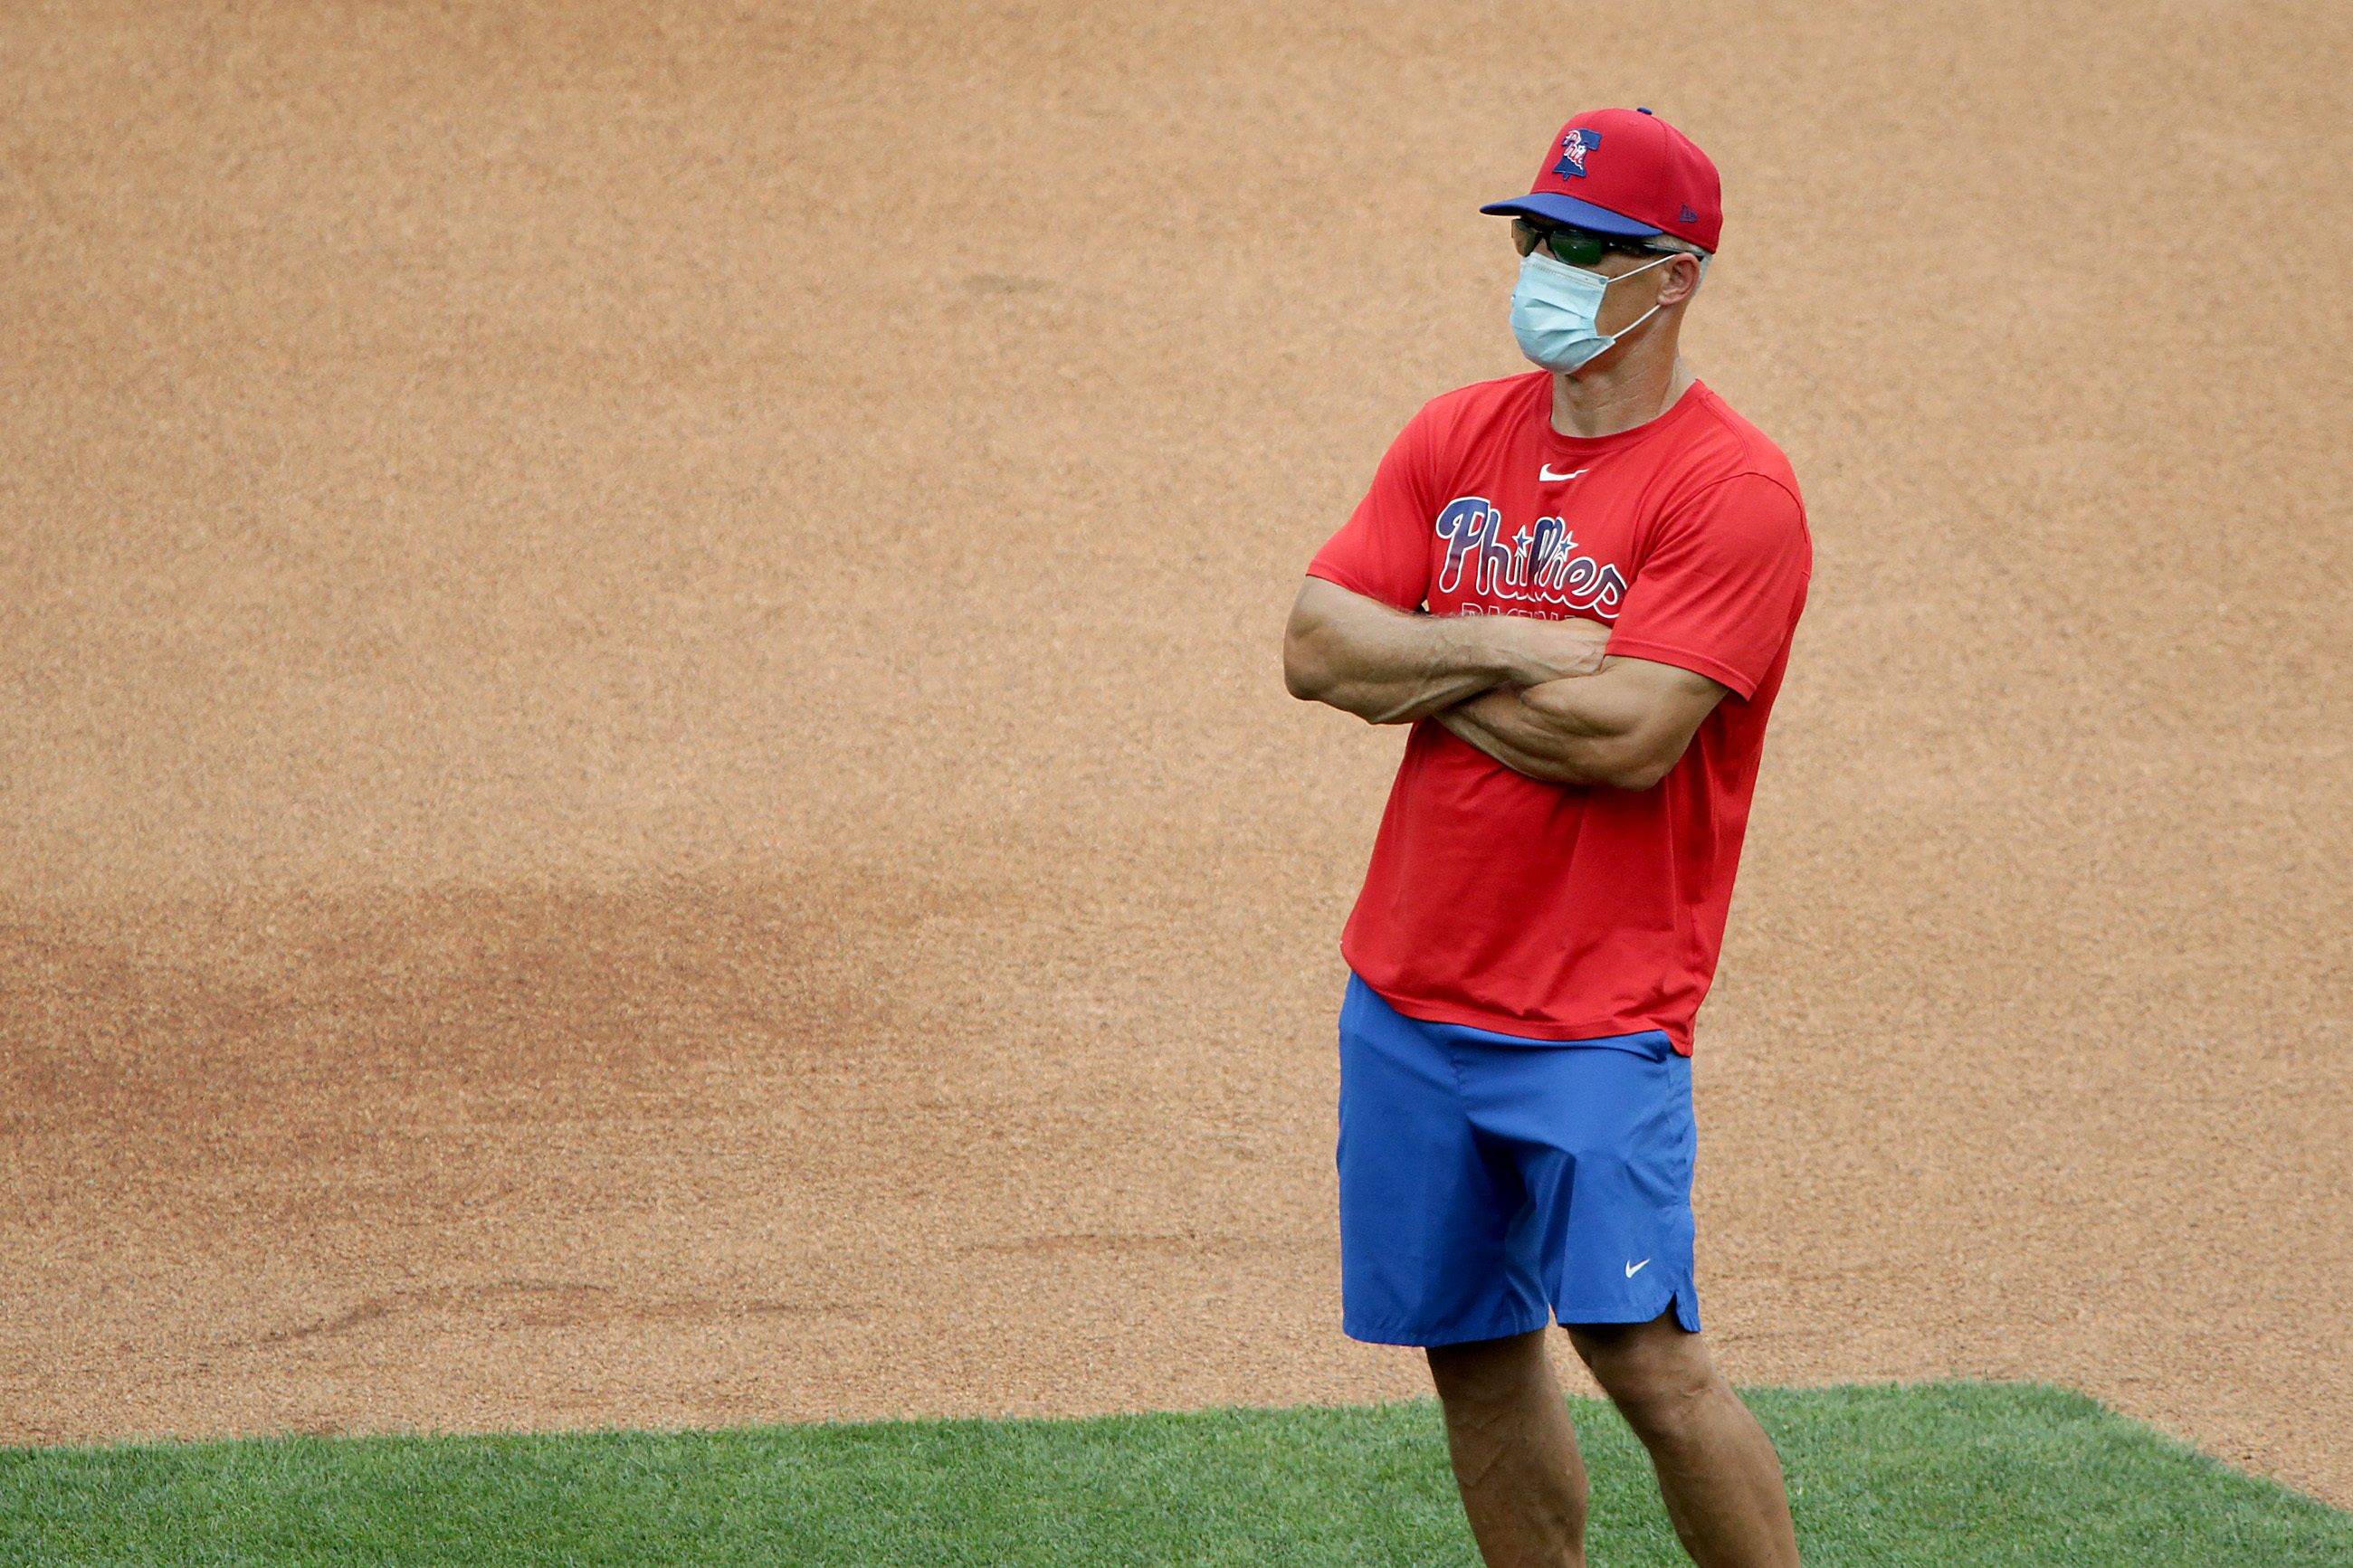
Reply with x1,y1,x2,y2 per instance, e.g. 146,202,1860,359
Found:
1624,1259,1651,1278
1538,465,1589,482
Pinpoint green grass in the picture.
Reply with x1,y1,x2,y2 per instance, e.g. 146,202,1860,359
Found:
3,1383,2348,1566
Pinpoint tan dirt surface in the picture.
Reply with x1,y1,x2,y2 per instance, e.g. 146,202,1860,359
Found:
5,0,2349,1512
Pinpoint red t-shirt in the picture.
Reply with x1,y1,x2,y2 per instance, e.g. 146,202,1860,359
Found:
1308,372,1810,1054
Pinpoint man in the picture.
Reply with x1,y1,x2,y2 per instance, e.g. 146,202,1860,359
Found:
1283,108,1810,1568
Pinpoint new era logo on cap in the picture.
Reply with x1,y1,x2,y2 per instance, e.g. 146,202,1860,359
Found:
1481,107,1724,252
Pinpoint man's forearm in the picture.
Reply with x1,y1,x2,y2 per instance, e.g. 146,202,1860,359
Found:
1284,577,1608,725
1436,689,1624,784
1291,613,1523,724
1435,658,1730,790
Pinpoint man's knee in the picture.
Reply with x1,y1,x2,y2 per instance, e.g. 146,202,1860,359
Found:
1563,1313,1722,1432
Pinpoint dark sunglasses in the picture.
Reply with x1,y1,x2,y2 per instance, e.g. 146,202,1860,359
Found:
1510,217,1670,269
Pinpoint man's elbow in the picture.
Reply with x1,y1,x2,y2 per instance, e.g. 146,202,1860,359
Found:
1605,759,1675,792
1282,618,1342,703
1588,735,1690,791
1282,638,1327,702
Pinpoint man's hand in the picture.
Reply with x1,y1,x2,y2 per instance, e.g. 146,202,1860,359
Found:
1283,576,1609,725
1434,657,1729,790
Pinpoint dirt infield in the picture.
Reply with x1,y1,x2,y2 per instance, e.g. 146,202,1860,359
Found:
5,0,2349,1511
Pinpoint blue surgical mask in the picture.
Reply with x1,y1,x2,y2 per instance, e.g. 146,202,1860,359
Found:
1509,248,1677,373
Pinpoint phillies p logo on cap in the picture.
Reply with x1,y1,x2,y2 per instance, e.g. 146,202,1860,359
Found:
1482,107,1724,252
1554,128,1602,177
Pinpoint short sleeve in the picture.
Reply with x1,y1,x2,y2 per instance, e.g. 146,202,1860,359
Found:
1305,403,1442,612
1605,473,1811,701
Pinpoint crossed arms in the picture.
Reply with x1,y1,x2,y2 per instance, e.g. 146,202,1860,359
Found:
1281,575,1728,791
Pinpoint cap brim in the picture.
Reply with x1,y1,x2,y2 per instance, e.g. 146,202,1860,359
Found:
1478,192,1662,237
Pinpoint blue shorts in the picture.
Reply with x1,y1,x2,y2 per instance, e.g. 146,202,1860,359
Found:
1337,974,1700,1347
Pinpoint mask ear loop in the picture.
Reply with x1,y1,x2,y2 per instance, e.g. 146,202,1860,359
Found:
1601,251,1681,342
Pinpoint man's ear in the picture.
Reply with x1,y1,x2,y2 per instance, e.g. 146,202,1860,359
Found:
1658,253,1703,306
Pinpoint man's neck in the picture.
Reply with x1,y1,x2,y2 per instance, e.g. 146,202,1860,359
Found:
1549,347,1693,439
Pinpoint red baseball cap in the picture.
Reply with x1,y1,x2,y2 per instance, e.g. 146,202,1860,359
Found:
1480,107,1722,252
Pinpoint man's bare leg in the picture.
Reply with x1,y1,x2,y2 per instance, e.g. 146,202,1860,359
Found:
1564,1311,1800,1567
1425,1328,1591,1568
